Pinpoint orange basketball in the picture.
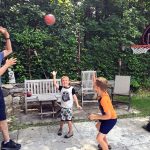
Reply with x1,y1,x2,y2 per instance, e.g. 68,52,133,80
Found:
27,91,32,97
44,14,56,25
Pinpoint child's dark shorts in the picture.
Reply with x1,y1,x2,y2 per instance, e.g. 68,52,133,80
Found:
0,88,6,121
99,119,117,134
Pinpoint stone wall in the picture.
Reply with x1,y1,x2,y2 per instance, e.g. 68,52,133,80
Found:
2,84,24,117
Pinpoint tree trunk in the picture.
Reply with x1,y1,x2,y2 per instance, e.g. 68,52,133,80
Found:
77,31,81,77
103,0,109,19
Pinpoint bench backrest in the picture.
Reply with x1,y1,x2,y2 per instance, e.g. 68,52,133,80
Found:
24,79,61,95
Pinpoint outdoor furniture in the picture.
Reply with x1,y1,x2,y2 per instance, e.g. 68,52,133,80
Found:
24,79,61,114
111,75,131,110
53,94,62,118
81,71,97,106
107,80,115,97
38,94,58,119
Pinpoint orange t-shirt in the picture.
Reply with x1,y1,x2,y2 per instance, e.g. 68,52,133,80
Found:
99,93,117,119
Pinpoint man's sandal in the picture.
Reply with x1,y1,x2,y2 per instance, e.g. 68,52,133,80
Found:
64,132,73,138
98,144,112,150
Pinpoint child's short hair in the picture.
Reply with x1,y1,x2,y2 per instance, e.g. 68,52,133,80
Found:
96,77,108,91
61,76,70,81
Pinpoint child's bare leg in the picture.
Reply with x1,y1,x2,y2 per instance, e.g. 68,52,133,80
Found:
67,121,73,133
64,121,73,138
104,136,109,145
97,133,108,150
60,121,64,129
95,122,101,131
58,121,64,136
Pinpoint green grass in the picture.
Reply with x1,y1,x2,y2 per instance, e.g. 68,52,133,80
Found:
115,94,150,117
131,96,150,116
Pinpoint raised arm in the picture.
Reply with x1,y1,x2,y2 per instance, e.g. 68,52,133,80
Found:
92,71,96,83
0,27,12,57
51,71,59,89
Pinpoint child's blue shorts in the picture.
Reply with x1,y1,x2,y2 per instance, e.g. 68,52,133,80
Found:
99,119,117,134
0,88,6,121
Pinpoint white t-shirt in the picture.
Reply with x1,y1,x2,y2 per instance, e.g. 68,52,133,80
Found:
59,86,75,108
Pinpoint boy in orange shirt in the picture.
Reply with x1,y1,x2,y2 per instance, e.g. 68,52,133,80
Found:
88,76,117,150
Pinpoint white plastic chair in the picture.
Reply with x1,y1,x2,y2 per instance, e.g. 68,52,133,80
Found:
81,71,97,106
112,75,131,110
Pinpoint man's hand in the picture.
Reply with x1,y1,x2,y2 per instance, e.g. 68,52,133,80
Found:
51,71,57,76
5,58,17,67
0,26,10,38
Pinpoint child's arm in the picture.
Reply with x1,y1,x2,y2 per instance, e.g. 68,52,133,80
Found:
88,111,111,120
51,71,59,89
73,94,82,109
92,71,96,83
92,72,96,90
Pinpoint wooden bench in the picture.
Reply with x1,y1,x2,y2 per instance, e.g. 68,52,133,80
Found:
24,79,61,116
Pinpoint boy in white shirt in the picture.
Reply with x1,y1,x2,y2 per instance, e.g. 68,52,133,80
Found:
52,71,82,138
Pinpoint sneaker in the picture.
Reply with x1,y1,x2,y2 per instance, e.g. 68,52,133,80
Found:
1,139,21,150
98,144,111,150
64,132,73,138
57,128,62,136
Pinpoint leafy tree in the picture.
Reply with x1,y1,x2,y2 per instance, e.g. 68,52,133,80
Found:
0,0,149,90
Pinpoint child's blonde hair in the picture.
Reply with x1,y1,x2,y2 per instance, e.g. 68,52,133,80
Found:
96,77,108,91
61,76,70,81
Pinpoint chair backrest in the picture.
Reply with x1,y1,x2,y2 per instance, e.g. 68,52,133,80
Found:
113,75,131,95
81,71,96,91
24,79,61,95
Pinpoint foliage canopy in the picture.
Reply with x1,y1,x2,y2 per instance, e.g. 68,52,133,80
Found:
0,0,150,90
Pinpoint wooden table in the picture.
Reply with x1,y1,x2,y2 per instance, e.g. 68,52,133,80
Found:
38,94,58,119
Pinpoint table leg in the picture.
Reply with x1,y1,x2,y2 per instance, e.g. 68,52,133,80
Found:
52,100,55,118
55,102,61,118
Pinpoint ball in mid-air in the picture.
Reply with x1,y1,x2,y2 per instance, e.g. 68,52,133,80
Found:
44,14,56,25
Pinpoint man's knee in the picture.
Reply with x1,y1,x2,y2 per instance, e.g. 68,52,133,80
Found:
0,121,3,131
0,120,7,128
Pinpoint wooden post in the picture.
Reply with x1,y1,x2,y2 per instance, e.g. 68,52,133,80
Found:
77,31,81,77
118,58,122,75
28,48,32,79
